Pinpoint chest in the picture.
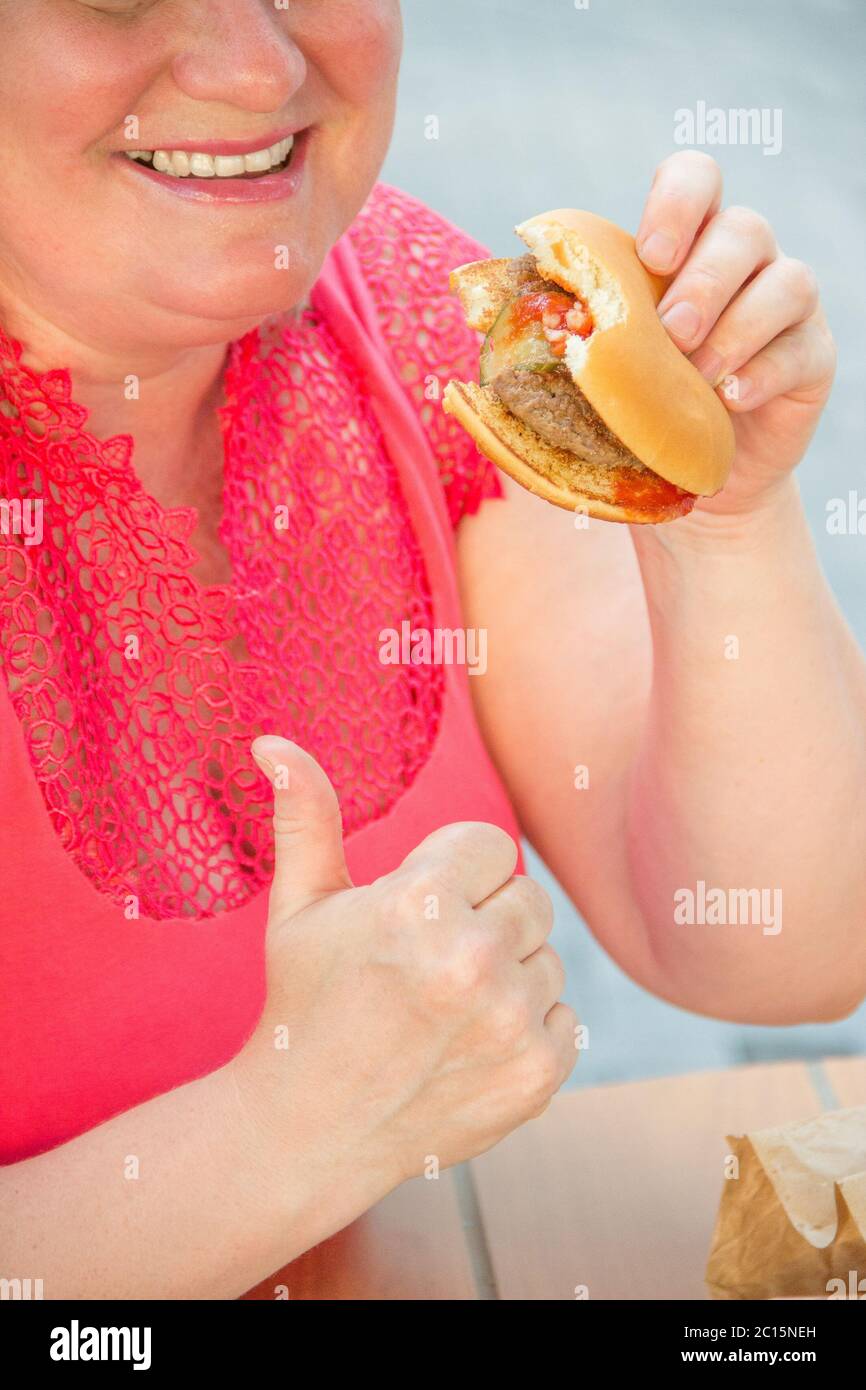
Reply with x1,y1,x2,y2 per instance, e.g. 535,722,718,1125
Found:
1,320,446,920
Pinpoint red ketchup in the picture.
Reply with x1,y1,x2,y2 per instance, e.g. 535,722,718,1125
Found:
507,291,594,357
613,471,697,519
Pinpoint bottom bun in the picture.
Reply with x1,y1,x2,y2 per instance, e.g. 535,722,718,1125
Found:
442,380,697,524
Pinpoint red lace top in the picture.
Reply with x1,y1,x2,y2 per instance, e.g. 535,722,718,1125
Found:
0,183,523,1163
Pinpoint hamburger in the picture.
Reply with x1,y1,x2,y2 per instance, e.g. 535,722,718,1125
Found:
442,210,735,523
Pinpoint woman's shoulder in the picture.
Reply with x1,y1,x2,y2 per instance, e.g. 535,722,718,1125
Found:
344,183,503,526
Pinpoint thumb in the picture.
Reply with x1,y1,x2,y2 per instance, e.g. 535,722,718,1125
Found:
251,735,353,921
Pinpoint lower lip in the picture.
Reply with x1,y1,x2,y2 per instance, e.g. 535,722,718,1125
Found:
115,127,311,205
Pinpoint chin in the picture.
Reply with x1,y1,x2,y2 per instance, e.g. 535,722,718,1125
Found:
144,248,325,338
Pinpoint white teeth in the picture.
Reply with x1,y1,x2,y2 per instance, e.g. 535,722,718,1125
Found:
124,134,296,179
214,155,246,178
189,153,215,178
244,148,272,173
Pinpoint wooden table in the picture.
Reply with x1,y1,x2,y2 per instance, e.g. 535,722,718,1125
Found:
242,1056,866,1301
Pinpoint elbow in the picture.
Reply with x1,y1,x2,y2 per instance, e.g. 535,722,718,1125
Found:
706,978,866,1028
644,945,866,1026
803,982,866,1025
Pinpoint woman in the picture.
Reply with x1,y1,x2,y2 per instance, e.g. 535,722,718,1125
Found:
0,1,863,1299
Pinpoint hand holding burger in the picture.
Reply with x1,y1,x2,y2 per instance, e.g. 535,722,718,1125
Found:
443,152,835,527
444,208,735,524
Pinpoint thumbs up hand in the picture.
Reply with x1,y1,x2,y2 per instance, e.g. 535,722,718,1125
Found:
235,735,578,1209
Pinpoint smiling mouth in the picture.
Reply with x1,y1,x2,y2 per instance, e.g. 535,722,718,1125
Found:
125,134,296,180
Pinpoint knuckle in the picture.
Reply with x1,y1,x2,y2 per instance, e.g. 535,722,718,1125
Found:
539,943,566,995
378,876,435,933
437,820,517,869
521,1041,561,1104
560,1002,580,1034
652,184,694,219
374,869,453,951
792,331,815,377
779,257,819,306
804,312,836,361
681,260,728,300
489,994,533,1049
432,931,496,1002
683,149,720,174
658,149,718,180
819,323,838,375
398,866,441,910
773,326,808,377
754,353,781,399
507,875,554,930
474,821,518,860
722,204,773,243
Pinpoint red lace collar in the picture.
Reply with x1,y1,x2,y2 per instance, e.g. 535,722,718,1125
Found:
0,303,441,918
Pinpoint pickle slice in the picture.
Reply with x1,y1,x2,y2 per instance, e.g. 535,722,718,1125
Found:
479,294,562,386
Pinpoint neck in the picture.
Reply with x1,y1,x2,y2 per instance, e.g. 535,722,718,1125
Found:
0,292,234,509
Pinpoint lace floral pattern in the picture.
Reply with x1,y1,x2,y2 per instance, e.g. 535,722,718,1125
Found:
349,184,502,525
0,184,501,919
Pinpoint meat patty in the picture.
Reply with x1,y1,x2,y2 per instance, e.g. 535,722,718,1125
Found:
490,363,644,471
506,252,557,297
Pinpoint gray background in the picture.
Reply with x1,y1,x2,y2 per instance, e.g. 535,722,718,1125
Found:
382,0,866,1087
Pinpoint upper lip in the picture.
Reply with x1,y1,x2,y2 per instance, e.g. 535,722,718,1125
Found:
119,123,305,156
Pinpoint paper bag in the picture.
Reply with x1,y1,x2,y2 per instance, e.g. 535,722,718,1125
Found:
706,1104,866,1300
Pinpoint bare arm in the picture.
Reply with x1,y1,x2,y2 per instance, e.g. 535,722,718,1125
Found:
458,473,866,1024
0,1057,381,1300
455,152,866,1025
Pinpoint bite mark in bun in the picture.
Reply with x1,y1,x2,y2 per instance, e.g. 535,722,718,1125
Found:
442,210,736,524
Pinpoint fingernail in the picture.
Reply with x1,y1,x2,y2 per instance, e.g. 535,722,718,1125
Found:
726,375,753,405
659,301,701,344
251,750,276,781
637,229,679,272
689,344,724,383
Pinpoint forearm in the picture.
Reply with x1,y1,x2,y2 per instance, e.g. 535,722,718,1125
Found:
0,1054,381,1300
628,475,866,1020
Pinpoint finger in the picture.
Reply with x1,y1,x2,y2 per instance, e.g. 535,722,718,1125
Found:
542,1001,581,1089
635,151,724,276
399,820,519,907
519,943,566,1016
655,205,778,353
251,735,352,921
475,874,554,959
718,316,836,414
688,256,819,384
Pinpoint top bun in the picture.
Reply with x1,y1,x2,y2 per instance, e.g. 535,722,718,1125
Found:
452,210,735,497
